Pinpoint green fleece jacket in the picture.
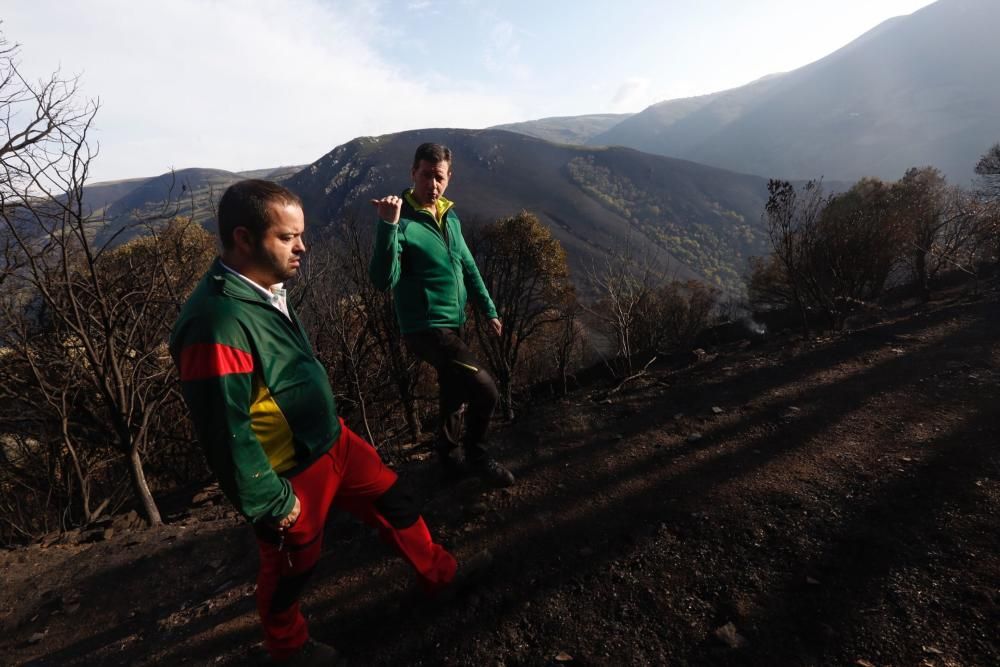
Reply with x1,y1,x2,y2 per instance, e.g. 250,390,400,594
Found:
169,259,341,524
369,191,497,333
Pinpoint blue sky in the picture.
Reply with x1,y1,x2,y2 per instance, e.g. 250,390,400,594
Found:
3,0,937,181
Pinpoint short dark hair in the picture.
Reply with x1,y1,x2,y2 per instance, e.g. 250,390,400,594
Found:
412,143,452,171
217,179,302,250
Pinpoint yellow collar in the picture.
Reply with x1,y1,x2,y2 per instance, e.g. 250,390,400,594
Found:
405,189,453,226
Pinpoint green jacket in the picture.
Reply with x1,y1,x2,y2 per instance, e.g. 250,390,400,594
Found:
369,191,497,333
169,259,341,524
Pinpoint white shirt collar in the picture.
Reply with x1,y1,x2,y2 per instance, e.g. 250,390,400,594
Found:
219,260,290,319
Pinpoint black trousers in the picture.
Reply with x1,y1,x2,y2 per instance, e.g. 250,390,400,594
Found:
404,327,499,459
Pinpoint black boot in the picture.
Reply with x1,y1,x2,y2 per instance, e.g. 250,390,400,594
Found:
466,452,515,487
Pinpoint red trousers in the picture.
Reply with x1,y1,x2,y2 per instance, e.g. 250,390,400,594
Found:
255,420,456,660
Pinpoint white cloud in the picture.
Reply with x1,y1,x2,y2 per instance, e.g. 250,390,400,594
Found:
610,78,651,111
490,21,519,57
2,0,520,181
483,20,519,74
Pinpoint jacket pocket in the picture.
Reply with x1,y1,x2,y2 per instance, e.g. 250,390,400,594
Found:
423,284,445,320
395,279,428,327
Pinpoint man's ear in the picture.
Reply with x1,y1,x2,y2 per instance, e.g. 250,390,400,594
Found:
232,226,255,253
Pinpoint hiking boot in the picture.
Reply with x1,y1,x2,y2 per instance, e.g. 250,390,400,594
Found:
407,548,494,603
275,638,343,666
466,455,515,487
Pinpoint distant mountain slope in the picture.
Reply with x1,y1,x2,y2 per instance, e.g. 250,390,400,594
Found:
79,177,150,215
591,74,788,157
80,165,307,246
93,168,245,245
285,128,775,292
105,168,238,215
236,165,304,181
491,114,633,146
591,0,1000,184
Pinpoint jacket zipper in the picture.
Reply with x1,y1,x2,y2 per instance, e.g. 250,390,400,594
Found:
417,208,462,311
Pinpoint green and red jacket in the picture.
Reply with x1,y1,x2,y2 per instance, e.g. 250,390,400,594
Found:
169,259,341,524
369,190,497,333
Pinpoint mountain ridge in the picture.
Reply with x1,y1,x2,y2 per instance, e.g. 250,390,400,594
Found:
528,0,1000,184
284,127,779,292
490,113,633,146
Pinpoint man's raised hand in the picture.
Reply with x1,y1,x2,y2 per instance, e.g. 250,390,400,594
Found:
370,195,403,225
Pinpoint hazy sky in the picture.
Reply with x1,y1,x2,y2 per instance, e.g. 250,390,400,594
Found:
3,0,937,181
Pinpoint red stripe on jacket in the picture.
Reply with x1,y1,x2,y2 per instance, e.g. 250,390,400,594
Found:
179,343,254,381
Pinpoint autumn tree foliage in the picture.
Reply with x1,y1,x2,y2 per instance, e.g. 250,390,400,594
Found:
749,178,906,330
637,280,720,354
470,211,576,419
892,167,968,300
749,163,995,332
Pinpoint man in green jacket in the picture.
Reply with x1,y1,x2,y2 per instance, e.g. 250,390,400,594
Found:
369,142,515,486
171,180,458,665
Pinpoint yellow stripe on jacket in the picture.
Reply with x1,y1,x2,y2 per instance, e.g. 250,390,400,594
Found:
249,374,297,474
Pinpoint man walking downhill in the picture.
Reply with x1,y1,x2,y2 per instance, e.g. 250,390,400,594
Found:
369,142,515,487
170,180,458,665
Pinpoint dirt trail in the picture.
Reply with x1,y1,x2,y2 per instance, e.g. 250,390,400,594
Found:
2,282,997,666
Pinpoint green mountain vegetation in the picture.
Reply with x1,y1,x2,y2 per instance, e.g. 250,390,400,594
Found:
565,153,762,289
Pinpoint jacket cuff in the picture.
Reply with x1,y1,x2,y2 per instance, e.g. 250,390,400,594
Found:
375,218,399,236
249,478,296,525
